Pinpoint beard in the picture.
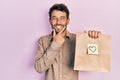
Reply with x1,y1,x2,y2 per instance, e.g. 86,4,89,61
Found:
52,24,67,34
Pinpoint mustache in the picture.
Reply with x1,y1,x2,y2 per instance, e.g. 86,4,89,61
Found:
54,24,64,26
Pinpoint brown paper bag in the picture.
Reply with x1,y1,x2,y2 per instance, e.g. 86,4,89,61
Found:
74,32,111,72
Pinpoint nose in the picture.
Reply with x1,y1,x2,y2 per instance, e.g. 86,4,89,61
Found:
56,18,61,24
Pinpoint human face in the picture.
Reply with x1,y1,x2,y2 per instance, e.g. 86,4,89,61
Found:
49,10,70,33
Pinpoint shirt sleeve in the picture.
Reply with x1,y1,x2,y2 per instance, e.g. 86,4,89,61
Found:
34,37,61,73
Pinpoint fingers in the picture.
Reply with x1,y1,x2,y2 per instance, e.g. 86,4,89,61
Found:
52,29,56,37
52,28,66,44
97,31,101,37
52,27,67,38
88,30,101,38
58,27,66,35
57,27,67,37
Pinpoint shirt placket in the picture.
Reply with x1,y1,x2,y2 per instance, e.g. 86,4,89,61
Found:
59,46,63,80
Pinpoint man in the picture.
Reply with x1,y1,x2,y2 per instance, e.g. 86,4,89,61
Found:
34,3,101,80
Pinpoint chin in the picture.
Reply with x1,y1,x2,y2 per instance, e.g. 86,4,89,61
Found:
55,29,61,33
56,31,60,34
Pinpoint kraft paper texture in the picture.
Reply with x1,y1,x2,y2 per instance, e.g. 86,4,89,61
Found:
74,32,111,72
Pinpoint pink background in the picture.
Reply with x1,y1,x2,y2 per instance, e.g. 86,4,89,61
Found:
0,0,120,80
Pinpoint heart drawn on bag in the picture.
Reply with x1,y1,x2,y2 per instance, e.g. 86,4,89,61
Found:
88,46,97,53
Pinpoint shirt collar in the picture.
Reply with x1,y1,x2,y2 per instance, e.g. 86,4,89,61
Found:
66,31,71,39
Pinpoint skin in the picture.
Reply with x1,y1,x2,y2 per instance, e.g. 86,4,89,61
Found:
49,10,101,44
49,10,69,44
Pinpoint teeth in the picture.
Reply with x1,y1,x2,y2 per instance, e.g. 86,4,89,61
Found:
56,26,61,29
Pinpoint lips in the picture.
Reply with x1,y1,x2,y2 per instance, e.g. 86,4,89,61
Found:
56,25,62,29
54,24,63,29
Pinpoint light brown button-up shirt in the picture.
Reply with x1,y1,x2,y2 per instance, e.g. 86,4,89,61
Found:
34,31,78,80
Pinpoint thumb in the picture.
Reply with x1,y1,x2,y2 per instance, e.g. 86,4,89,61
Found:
52,29,56,37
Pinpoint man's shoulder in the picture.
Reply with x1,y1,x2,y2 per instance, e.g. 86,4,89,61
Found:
68,32,76,39
38,34,52,41
41,34,51,38
70,32,76,36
